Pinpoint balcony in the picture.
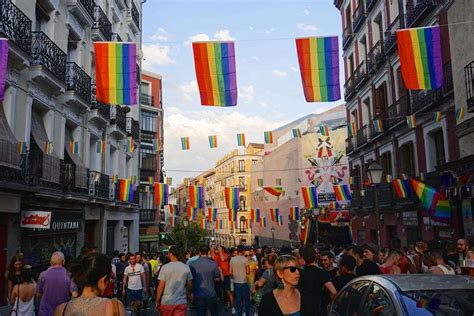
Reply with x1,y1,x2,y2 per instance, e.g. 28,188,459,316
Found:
362,183,394,210
112,32,122,42
126,117,140,141
388,94,410,129
92,5,112,41
110,105,127,137
369,115,387,140
0,140,31,190
31,31,67,92
354,61,369,89
367,41,384,74
64,62,91,109
342,25,354,49
384,15,403,56
29,144,61,192
465,61,474,113
352,4,366,32
128,0,140,33
365,0,377,13
67,0,96,25
140,93,154,106
406,0,438,28
344,75,356,100
356,125,368,148
346,137,355,154
61,161,89,198
0,0,32,67
88,171,110,200
350,190,362,211
140,209,156,223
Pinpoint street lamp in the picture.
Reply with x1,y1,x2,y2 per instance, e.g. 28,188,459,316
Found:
271,226,275,248
183,217,189,252
367,162,384,250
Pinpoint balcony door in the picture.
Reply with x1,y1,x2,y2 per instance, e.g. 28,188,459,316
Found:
374,82,388,117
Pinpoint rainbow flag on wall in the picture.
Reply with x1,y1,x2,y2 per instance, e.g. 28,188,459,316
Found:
333,185,352,201
432,112,442,122
396,26,443,90
18,142,27,154
130,175,137,184
118,179,133,202
270,208,279,222
373,120,383,133
319,125,330,136
69,141,78,154
44,142,53,155
301,218,311,245
148,176,154,185
295,36,340,102
126,137,134,153
258,217,266,228
263,186,282,197
456,107,465,123
169,204,177,215
329,202,338,210
278,215,283,226
393,179,411,198
0,39,9,101
348,122,357,136
225,187,240,210
251,208,261,223
264,131,273,144
228,208,238,222
166,177,172,186
187,207,197,221
154,183,169,206
97,140,106,154
410,179,440,213
181,137,190,150
208,135,218,148
290,207,300,221
153,139,160,152
94,42,137,105
208,208,218,221
301,186,318,208
237,133,246,146
192,41,237,106
292,128,302,138
189,185,204,208
407,115,417,128
431,199,451,223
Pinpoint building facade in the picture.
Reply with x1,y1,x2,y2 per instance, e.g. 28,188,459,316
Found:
0,0,143,304
334,0,462,246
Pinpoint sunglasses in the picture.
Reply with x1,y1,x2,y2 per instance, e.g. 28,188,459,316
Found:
282,266,302,273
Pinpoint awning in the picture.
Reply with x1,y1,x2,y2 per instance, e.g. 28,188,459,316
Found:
139,235,159,242
0,104,20,167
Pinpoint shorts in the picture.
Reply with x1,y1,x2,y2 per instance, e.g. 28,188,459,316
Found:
159,304,187,316
126,288,143,302
222,276,231,291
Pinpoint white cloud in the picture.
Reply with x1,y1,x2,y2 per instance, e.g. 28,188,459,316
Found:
297,23,317,32
250,56,260,62
272,69,288,77
142,43,175,68
186,30,235,45
188,33,211,43
303,9,311,16
238,85,255,104
150,28,170,41
213,30,235,41
265,27,276,35
291,66,299,73
249,26,255,31
179,81,199,102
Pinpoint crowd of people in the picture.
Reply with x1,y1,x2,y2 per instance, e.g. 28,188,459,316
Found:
3,237,474,316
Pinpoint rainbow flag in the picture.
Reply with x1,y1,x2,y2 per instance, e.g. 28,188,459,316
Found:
118,179,133,202
166,177,172,186
181,137,190,150
295,36,340,102
189,185,204,208
169,215,176,227
200,219,207,230
431,199,451,223
329,202,338,210
44,142,53,155
263,186,282,197
349,176,354,185
301,218,311,245
319,125,330,136
69,141,79,154
169,204,177,215
154,183,169,206
225,187,240,210
111,174,118,183
94,42,137,105
432,112,441,122
278,215,283,226
126,137,134,153
237,133,246,146
264,131,273,144
208,135,218,149
153,139,160,152
228,208,238,221
290,207,300,221
292,128,302,138
301,186,318,208
130,175,137,184
416,298,441,310
260,217,267,228
407,115,417,128
251,208,261,223
184,178,190,187
410,179,440,213
349,122,357,136
385,174,393,183
270,208,279,222
0,39,9,101
396,26,443,90
148,176,154,185
192,41,237,106
215,219,221,230
393,179,411,198
18,142,27,155
333,185,351,201
456,107,465,123
373,120,383,133
97,140,105,154
187,207,197,221
208,208,218,221
257,178,264,187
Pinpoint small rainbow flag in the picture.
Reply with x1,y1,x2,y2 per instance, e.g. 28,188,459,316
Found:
410,179,440,213
373,120,383,133
111,174,118,183
208,208,218,221
118,179,133,202
69,141,78,154
333,185,352,201
257,178,264,187
396,26,443,90
319,125,330,136
301,218,311,245
251,208,261,223
349,176,354,185
200,219,207,230
94,42,137,105
260,217,267,228
208,135,218,149
295,36,340,102
385,174,393,183
130,175,137,184
456,107,465,123
192,41,237,106
154,183,169,206
181,137,190,150
432,112,441,122
263,186,282,197
189,185,204,208
166,177,172,186
349,122,357,136
18,142,27,154
184,178,190,187
126,137,134,153
292,128,302,138
228,208,238,222
144,185,150,193
301,186,318,208
97,140,105,154
153,139,160,152
225,187,240,210
148,176,154,185
187,207,197,221
290,207,300,221
270,208,279,222
237,133,246,146
416,298,440,310
264,131,273,144
215,219,222,230
278,215,283,226
393,179,411,198
431,199,451,223
329,202,338,210
407,115,417,128
44,142,53,155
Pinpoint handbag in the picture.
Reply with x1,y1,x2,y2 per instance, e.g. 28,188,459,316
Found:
10,285,20,316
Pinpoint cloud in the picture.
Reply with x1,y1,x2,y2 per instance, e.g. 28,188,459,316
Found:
188,33,211,43
297,23,317,32
249,26,255,31
142,43,175,68
213,29,235,41
303,9,311,15
150,28,170,41
265,27,276,35
291,66,299,73
272,69,288,77
250,56,260,62
179,81,199,102
186,30,235,45
238,85,255,104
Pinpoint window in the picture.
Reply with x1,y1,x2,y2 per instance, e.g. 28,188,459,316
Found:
141,82,150,95
257,178,263,187
239,216,246,233
357,230,366,244
333,281,371,315
139,189,155,209
140,146,156,170
239,160,245,172
430,129,446,168
240,195,246,210
276,178,282,186
399,142,416,177
252,160,258,165
239,177,246,190
361,283,395,315
380,152,392,177
140,111,157,132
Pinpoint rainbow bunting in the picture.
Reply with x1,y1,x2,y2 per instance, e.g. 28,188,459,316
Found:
263,186,283,197
432,112,441,122
181,137,190,150
118,179,133,202
302,218,311,245
373,120,383,133
126,137,134,153
154,183,169,206
396,26,443,90
0,39,9,101
431,199,451,223
208,135,218,149
97,140,106,154
192,41,237,106
237,133,246,147
333,185,352,201
349,122,357,136
189,185,204,208
295,36,340,102
456,107,465,123
153,139,160,152
18,142,27,155
290,207,300,221
166,177,172,186
251,208,261,223
260,217,267,228
278,215,283,226
208,208,218,221
319,125,330,136
148,176,154,185
270,208,279,222
94,42,137,105
301,186,318,208
410,179,440,213
187,207,197,221
225,187,240,210
264,131,273,144
393,179,411,198
407,115,417,128
292,128,302,138
200,219,207,230
44,142,53,155
69,141,78,154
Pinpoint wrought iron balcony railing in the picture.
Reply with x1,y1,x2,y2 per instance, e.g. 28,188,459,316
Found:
384,15,403,55
342,25,354,49
388,94,410,129
0,140,25,186
93,5,112,41
406,0,438,27
140,93,154,106
0,0,32,55
465,61,474,113
344,75,356,100
354,61,369,88
29,143,61,190
140,209,155,222
365,0,377,13
66,62,91,104
350,190,362,211
89,171,110,200
356,125,368,148
91,84,111,120
61,161,89,195
79,0,96,21
112,105,127,132
31,31,67,83
352,4,366,32
367,41,384,74
126,117,140,140
131,0,140,30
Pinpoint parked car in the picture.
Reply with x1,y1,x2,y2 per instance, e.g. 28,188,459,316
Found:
328,274,474,315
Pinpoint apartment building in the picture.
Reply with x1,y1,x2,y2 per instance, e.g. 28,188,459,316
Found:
334,0,462,246
0,0,143,302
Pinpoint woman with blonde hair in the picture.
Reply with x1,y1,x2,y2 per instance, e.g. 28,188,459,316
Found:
259,255,301,316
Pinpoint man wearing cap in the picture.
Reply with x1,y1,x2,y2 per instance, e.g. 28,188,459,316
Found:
363,243,379,263
347,246,381,277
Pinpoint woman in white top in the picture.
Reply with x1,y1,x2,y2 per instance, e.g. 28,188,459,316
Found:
9,267,36,316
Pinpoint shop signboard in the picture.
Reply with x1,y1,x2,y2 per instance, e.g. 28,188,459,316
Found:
20,211,51,229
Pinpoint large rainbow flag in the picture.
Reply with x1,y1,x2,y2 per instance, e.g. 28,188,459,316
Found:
118,179,134,202
295,36,340,102
154,183,169,206
192,41,237,106
431,199,451,223
301,186,318,208
189,185,204,208
396,26,443,90
225,187,240,210
410,179,440,213
94,42,137,105
301,218,312,245
97,140,105,154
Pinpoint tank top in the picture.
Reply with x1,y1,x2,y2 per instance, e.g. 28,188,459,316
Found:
12,284,36,316
62,296,109,316
434,264,455,275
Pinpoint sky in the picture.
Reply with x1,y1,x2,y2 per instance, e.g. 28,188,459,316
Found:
141,0,344,185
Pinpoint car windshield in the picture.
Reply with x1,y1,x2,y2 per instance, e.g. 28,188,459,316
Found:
401,290,474,315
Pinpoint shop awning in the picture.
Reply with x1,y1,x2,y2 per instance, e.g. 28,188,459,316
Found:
0,104,20,167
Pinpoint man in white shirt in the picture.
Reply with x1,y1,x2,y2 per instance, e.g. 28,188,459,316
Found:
230,245,250,316
123,254,148,310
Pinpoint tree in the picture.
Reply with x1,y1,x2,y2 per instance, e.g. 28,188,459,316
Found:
170,221,207,251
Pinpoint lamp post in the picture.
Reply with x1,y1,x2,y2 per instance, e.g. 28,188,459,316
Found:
271,226,275,248
367,162,384,250
183,217,189,252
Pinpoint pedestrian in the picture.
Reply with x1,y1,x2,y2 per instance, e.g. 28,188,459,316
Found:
155,246,193,316
6,255,25,301
122,254,147,312
413,241,429,273
211,245,233,311
189,245,220,316
112,251,120,265
379,250,402,274
363,243,379,263
424,250,455,275
246,250,259,286
259,255,301,316
230,245,251,316
37,252,78,316
457,238,471,267
347,245,381,276
252,253,277,309
327,255,356,298
115,253,128,302
319,251,338,279
54,253,126,316
378,247,390,264
9,267,36,316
